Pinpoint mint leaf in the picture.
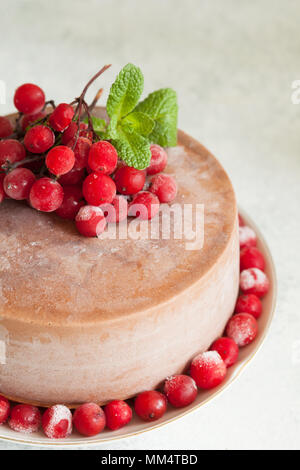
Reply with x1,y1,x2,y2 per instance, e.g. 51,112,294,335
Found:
135,88,178,147
112,128,151,170
83,116,106,133
107,64,144,121
121,111,154,137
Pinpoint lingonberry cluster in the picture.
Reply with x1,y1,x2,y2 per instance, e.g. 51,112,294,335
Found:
0,66,178,237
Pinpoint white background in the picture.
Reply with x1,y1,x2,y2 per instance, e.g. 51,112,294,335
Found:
0,0,299,450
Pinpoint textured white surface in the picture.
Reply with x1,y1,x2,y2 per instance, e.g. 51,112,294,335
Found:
0,0,299,450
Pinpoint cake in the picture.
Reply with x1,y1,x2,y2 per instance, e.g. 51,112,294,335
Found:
0,107,239,407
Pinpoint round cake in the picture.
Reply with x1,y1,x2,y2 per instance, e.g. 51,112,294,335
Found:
0,109,239,407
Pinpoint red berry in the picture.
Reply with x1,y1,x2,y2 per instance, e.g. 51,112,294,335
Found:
190,351,227,390
3,168,36,200
24,125,55,154
73,403,106,437
42,404,72,439
114,166,146,195
21,111,46,131
75,205,107,237
163,375,197,408
0,176,4,204
9,404,41,433
235,294,262,319
49,103,74,132
150,174,177,203
134,391,167,422
240,268,269,297
14,83,45,114
210,337,239,368
61,121,91,145
0,395,10,424
46,145,75,176
55,185,84,220
240,246,265,272
0,139,26,168
58,167,86,186
104,400,132,430
128,191,160,220
0,116,13,138
88,141,118,175
226,313,258,347
238,213,245,226
100,195,128,223
68,137,92,170
82,172,116,205
239,225,257,249
29,177,64,212
147,144,168,175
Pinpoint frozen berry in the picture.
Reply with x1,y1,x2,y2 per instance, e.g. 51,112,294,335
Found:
210,337,239,367
82,172,116,205
58,167,85,186
49,103,74,132
88,141,118,175
14,83,45,114
128,191,160,220
226,313,258,347
68,136,92,170
61,121,91,145
55,185,84,220
240,268,269,297
3,168,36,200
190,351,227,390
46,145,75,176
75,205,107,237
163,375,197,408
73,403,106,437
239,225,257,249
104,400,132,430
147,144,168,175
24,125,55,154
240,246,265,272
42,404,72,439
134,391,167,422
114,166,146,195
100,195,128,223
9,404,41,433
0,395,10,424
150,174,177,203
21,111,46,131
0,139,26,168
29,177,64,212
0,176,4,204
0,116,13,138
235,294,262,319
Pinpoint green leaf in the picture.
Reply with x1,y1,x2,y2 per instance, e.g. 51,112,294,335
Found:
135,88,178,147
112,127,151,170
107,64,144,121
83,116,106,135
121,111,155,137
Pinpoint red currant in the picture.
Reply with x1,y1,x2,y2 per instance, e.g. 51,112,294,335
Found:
73,403,106,437
0,139,26,168
46,145,75,176
55,185,84,220
239,225,257,249
147,144,168,175
21,111,46,131
24,125,55,154
75,205,107,237
114,166,146,195
235,294,262,319
82,172,116,205
210,337,239,367
3,168,36,200
58,167,86,186
0,395,10,424
29,177,64,212
104,400,132,431
0,176,4,204
226,313,258,347
240,268,269,297
190,351,227,390
134,391,167,422
0,116,13,138
68,136,92,170
150,174,177,203
163,375,197,408
42,404,72,439
88,141,118,175
100,195,128,223
61,121,91,145
49,103,74,132
14,83,45,114
9,404,41,433
240,246,265,272
128,191,160,220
